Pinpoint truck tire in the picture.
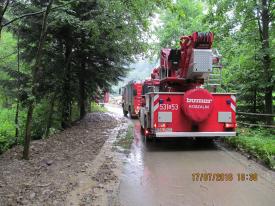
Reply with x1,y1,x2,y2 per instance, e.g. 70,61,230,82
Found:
129,106,134,119
122,104,128,117
123,109,128,117
140,124,144,133
195,138,213,145
140,126,145,141
142,117,153,143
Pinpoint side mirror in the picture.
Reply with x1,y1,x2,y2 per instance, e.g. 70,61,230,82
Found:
133,89,137,96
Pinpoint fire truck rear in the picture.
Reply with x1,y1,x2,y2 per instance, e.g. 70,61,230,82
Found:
122,81,142,118
140,32,237,139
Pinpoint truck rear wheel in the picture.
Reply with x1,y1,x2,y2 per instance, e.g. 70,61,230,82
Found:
140,125,144,134
144,134,154,144
129,106,134,119
195,138,213,145
140,127,145,141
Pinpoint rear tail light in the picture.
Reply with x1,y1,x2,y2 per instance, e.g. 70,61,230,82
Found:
160,123,166,128
135,106,140,114
154,123,167,128
155,123,172,132
225,123,237,128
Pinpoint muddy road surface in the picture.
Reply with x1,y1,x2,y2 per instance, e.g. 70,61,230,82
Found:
0,112,127,206
106,104,275,206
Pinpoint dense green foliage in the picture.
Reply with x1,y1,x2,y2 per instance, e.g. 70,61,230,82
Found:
0,0,164,156
205,0,274,119
155,0,206,48
91,102,107,113
0,108,16,152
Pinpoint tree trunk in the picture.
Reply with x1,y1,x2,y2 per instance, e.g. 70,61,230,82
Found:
260,0,273,124
86,98,91,113
253,89,257,113
61,42,73,128
23,103,34,160
14,100,19,144
45,94,55,137
14,31,20,144
23,0,54,160
0,0,10,39
79,60,86,119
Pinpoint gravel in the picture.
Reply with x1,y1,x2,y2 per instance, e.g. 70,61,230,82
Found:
0,112,121,206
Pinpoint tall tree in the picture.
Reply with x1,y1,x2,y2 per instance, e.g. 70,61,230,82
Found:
23,0,54,160
205,0,274,123
154,0,206,49
258,0,273,124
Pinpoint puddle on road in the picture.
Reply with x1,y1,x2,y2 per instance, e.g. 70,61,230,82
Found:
106,104,275,206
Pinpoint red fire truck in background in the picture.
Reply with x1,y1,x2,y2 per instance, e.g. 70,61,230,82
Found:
103,90,110,103
121,81,142,118
139,32,237,140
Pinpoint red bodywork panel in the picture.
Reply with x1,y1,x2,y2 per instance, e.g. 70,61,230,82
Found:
132,83,142,114
103,91,110,103
151,92,236,133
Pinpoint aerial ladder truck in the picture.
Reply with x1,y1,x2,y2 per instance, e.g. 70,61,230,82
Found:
139,32,237,140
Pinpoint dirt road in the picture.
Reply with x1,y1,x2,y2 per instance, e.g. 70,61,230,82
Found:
0,112,127,206
106,104,275,206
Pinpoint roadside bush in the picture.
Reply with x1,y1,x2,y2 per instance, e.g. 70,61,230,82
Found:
91,102,107,112
0,100,63,153
0,108,16,153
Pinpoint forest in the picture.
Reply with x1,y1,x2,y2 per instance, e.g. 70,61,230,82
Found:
0,0,274,160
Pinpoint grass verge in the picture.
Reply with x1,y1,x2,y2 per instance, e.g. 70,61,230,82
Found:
91,102,108,112
225,127,275,169
114,124,134,151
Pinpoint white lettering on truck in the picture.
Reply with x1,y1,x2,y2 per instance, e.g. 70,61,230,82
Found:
186,98,212,104
159,104,179,111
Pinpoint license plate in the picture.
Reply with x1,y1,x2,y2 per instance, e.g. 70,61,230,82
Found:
156,128,172,132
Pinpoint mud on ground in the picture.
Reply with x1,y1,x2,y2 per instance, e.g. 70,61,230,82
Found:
0,112,127,206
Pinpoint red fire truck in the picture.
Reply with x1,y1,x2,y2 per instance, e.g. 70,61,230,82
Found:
140,32,237,140
103,90,110,103
122,81,142,118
